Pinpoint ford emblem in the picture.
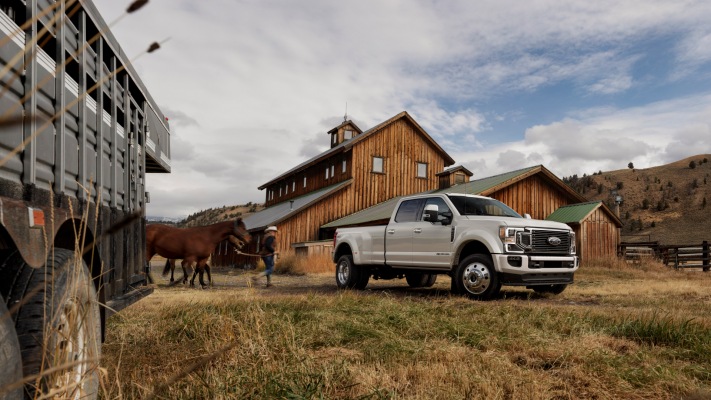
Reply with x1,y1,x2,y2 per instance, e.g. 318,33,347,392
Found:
548,236,562,246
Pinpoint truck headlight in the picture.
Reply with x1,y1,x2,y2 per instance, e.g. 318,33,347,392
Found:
499,226,516,245
570,231,576,255
500,226,526,253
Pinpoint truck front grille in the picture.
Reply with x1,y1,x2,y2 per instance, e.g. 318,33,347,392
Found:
529,229,571,255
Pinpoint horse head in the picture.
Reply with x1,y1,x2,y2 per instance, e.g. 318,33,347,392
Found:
232,218,252,246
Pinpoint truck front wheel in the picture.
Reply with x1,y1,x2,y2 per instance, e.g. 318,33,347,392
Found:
454,254,501,300
3,249,101,399
336,255,369,289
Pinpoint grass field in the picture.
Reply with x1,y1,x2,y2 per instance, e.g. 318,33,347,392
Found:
99,259,711,399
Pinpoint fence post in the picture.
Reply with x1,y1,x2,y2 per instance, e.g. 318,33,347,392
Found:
674,250,679,270
704,241,709,272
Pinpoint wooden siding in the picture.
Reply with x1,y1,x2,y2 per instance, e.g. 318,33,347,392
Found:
489,175,571,219
578,208,620,261
351,119,446,211
264,153,353,207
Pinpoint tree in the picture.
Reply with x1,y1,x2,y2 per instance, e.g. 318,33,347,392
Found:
628,162,634,169
690,160,697,169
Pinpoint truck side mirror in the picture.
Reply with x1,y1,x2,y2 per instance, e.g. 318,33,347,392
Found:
440,211,453,226
524,213,532,219
423,204,439,223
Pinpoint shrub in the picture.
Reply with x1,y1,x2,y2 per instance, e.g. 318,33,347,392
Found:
690,160,696,169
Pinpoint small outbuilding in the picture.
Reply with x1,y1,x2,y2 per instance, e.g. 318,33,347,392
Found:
546,201,622,261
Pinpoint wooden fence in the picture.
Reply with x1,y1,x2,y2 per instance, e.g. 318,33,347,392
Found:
617,241,710,271
660,241,710,271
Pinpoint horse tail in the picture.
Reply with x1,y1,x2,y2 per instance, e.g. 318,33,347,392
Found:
162,259,171,276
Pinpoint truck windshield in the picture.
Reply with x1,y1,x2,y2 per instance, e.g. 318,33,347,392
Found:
447,195,522,218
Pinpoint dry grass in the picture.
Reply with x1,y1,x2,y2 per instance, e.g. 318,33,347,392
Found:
98,258,711,399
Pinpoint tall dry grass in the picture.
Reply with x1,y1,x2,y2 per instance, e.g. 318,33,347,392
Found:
99,257,711,399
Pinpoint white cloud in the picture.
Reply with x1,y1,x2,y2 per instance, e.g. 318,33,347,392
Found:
91,0,711,218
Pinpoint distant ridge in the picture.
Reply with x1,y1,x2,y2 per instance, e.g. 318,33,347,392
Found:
563,154,711,244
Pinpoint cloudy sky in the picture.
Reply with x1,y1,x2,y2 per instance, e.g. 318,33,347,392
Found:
94,0,711,219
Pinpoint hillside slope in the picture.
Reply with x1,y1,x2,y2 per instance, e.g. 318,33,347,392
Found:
563,154,711,244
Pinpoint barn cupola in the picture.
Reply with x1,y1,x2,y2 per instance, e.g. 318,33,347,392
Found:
327,120,363,148
436,165,473,189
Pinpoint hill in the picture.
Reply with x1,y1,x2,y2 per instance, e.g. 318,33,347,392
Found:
180,202,265,228
563,154,711,244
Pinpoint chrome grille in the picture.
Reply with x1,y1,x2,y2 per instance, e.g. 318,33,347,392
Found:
528,229,571,254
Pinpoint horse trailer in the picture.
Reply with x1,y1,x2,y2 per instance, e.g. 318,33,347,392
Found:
0,1,170,398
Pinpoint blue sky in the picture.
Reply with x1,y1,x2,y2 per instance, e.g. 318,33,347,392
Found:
94,0,711,219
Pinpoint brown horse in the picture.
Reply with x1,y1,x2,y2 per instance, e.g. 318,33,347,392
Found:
159,234,244,285
146,219,251,288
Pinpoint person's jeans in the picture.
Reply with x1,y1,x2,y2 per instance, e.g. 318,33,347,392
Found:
262,255,274,282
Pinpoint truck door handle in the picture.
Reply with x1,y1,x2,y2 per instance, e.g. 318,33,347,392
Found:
387,229,395,234
413,228,422,233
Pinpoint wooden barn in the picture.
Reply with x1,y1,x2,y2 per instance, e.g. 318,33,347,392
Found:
212,111,456,266
546,201,622,261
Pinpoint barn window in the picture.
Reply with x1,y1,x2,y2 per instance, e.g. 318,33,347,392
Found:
344,130,353,140
292,181,295,191
279,187,282,197
303,176,307,188
342,160,347,173
417,162,427,178
325,168,329,179
331,165,335,177
285,184,289,195
455,173,465,184
373,156,383,173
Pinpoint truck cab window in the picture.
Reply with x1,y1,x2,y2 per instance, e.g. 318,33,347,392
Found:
394,199,424,222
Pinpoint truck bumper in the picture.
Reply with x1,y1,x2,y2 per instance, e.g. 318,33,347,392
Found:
492,254,578,286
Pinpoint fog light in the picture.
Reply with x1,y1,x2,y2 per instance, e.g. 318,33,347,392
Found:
508,256,522,267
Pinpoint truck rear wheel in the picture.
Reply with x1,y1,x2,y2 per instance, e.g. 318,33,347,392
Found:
454,254,500,300
405,273,437,288
336,255,369,289
3,249,101,399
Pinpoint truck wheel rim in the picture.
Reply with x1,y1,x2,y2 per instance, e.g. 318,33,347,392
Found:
52,297,90,400
462,262,490,295
337,261,350,284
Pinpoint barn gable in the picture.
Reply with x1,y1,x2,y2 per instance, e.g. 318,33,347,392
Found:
547,201,622,261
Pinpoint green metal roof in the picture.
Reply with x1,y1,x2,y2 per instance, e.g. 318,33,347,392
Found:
433,165,540,195
545,201,602,224
321,196,405,228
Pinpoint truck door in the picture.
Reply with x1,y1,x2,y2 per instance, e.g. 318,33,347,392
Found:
386,198,424,266
411,197,454,268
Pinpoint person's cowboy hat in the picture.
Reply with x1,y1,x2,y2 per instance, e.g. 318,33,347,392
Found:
265,226,278,232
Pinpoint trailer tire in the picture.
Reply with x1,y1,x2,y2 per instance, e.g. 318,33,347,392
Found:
336,255,368,289
0,293,23,400
4,249,101,399
532,284,567,295
454,254,500,300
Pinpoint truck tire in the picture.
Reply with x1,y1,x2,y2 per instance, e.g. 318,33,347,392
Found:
532,284,567,295
454,254,501,300
336,255,368,289
0,294,23,400
405,273,437,288
4,249,101,399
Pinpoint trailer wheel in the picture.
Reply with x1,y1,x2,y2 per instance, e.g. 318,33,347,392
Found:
0,291,23,400
454,254,500,300
532,284,567,295
405,273,437,288
5,249,101,399
336,255,368,289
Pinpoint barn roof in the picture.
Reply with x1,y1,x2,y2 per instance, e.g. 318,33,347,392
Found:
258,111,455,189
244,179,352,231
546,201,622,227
321,165,582,229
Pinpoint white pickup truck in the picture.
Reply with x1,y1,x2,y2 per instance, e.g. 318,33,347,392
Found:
332,193,579,299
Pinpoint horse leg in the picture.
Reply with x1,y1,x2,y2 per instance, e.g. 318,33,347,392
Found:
197,259,208,289
189,261,198,287
180,260,189,285
205,263,212,287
